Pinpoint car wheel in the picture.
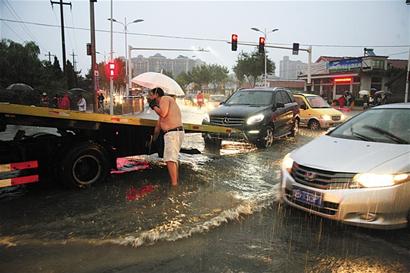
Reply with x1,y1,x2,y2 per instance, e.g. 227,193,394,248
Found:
308,119,321,130
290,118,299,137
256,126,274,148
58,142,110,189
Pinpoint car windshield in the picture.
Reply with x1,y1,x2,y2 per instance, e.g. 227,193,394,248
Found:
225,91,272,106
329,108,410,144
306,96,330,108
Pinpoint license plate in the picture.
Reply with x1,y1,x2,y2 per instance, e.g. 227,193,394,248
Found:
292,187,323,207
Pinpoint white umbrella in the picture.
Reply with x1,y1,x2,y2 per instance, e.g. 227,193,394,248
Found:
358,90,370,97
131,72,185,96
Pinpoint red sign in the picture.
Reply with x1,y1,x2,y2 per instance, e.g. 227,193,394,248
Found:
334,77,352,83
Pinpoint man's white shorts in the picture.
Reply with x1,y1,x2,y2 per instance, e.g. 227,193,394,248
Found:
163,131,184,162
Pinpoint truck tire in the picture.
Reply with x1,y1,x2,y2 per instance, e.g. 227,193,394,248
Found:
59,142,110,189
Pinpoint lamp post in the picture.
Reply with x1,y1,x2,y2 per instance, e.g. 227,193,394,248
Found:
251,27,279,87
108,17,144,97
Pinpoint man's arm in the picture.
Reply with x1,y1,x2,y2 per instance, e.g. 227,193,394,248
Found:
153,97,169,118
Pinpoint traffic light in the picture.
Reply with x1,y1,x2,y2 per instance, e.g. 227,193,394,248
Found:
258,36,265,53
86,43,92,56
292,43,299,55
231,34,238,51
105,61,118,79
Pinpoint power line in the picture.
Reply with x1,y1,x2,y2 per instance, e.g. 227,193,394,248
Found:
2,21,25,43
1,18,410,49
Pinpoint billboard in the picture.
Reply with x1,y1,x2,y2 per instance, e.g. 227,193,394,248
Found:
327,58,362,72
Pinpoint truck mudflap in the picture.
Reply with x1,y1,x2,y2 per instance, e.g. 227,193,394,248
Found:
0,161,39,188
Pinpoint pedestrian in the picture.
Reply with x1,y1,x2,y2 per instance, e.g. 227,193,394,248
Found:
147,87,184,186
98,93,105,109
59,92,71,110
196,90,205,109
40,92,49,107
77,94,87,112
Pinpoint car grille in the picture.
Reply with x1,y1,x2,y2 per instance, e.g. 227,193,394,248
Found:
291,163,356,190
285,188,339,215
210,116,245,127
331,115,341,121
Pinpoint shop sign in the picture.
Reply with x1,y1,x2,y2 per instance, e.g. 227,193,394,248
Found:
328,58,362,72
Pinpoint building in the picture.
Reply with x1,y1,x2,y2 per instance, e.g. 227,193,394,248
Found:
298,54,408,102
130,54,204,78
279,56,307,80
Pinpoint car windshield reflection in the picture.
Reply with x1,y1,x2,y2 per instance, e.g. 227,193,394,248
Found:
329,108,410,144
307,96,330,108
225,91,273,106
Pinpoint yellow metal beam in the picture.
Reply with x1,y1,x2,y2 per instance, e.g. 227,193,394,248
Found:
0,103,239,134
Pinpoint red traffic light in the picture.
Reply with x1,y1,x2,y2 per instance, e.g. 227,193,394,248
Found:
105,61,118,79
258,36,265,53
231,34,238,51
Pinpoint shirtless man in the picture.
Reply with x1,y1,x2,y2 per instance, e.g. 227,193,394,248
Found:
148,88,184,186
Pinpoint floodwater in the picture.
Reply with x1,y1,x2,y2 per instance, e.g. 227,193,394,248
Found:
1,106,409,272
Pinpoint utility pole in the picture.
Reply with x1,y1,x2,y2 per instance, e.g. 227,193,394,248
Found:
44,52,56,63
405,48,410,103
109,0,114,115
89,0,98,112
50,0,71,77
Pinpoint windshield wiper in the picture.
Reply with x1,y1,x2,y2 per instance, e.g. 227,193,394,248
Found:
350,129,374,142
363,125,409,144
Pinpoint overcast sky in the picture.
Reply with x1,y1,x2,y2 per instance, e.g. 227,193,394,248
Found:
1,0,409,76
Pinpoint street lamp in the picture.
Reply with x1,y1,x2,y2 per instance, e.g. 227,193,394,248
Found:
108,17,144,97
251,27,279,87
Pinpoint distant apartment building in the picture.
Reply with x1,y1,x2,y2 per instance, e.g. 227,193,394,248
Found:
279,56,307,80
130,54,204,78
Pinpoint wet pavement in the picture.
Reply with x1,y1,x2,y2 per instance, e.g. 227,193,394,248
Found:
1,106,409,272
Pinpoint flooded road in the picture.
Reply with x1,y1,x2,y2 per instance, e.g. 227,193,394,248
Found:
1,108,409,272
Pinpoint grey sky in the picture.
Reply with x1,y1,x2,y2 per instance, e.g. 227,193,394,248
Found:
1,0,409,76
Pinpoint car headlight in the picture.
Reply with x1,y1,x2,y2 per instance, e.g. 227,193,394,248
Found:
282,153,294,173
321,114,331,121
353,173,410,188
203,113,210,123
247,113,264,125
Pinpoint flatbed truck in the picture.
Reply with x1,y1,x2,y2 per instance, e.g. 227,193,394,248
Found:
0,103,238,189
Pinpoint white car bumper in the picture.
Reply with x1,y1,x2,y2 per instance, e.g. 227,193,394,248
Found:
281,166,410,229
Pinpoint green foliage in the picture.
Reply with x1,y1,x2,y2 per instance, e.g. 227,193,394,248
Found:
0,39,90,95
176,64,229,92
233,50,275,87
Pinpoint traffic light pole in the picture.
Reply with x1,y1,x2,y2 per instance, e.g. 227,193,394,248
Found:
109,0,114,115
230,41,312,88
89,0,98,112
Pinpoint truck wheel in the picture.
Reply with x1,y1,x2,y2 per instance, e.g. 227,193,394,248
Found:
308,119,321,130
204,137,222,149
256,126,274,148
59,143,110,189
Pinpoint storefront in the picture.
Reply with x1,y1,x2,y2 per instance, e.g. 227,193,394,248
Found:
299,56,390,101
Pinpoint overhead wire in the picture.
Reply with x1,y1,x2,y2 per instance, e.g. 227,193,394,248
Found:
2,0,48,52
1,18,409,49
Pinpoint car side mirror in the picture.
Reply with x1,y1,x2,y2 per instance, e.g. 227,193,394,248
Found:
219,101,225,105
276,102,285,108
300,104,307,110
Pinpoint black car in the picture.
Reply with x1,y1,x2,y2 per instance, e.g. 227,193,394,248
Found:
202,88,299,148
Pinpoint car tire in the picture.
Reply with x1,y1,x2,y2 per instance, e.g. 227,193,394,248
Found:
256,126,274,149
290,118,299,137
308,119,321,130
58,142,110,189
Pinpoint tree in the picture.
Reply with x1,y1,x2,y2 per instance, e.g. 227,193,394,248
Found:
209,64,229,92
176,71,192,90
233,50,275,87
